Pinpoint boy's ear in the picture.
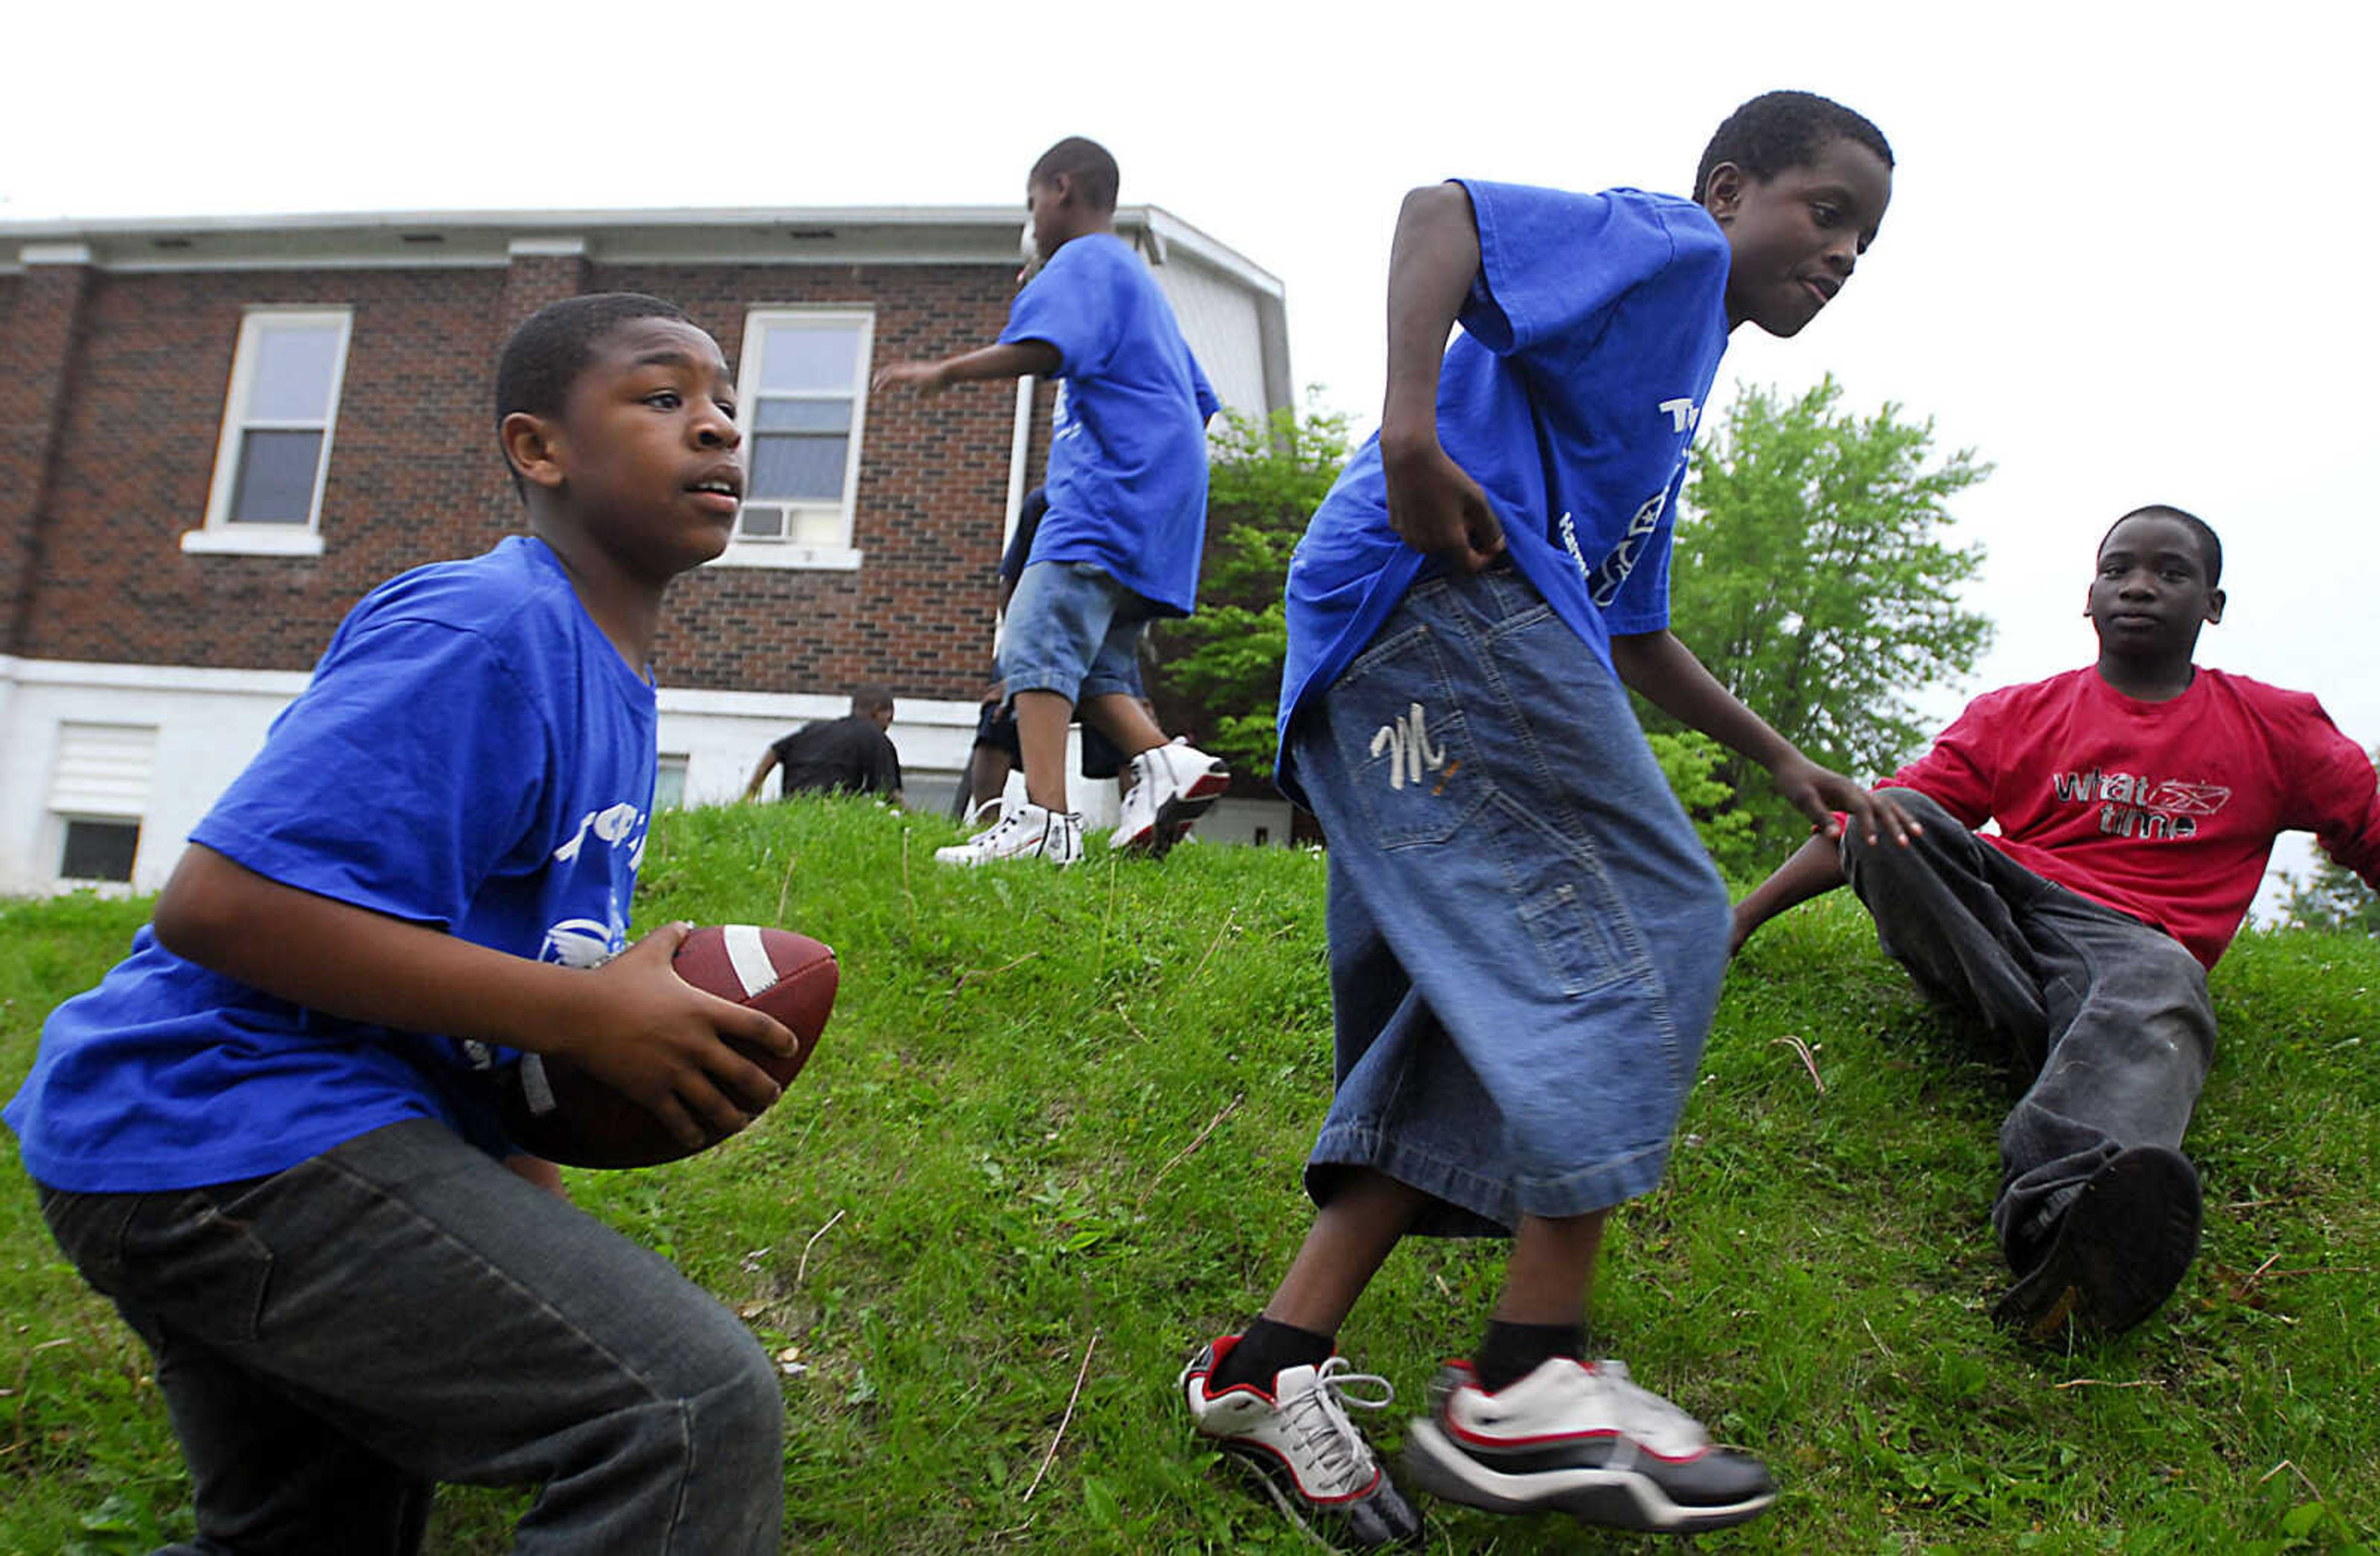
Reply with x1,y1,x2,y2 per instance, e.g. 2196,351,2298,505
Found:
1702,162,1747,224
2204,587,2226,625
500,411,568,493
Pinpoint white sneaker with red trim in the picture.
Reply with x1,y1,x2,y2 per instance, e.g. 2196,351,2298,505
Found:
1402,1357,1774,1533
1110,739,1229,857
1180,1337,1422,1548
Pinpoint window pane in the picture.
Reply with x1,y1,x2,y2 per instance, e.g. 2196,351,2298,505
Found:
737,506,788,539
231,430,325,523
758,324,860,394
751,434,850,501
247,322,343,422
61,819,139,882
654,756,688,811
755,399,852,433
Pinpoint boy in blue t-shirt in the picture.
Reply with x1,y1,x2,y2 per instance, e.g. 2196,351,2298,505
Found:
875,136,1230,866
1179,94,1912,1545
6,294,801,1552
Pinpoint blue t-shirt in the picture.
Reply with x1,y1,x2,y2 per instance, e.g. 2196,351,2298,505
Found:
998,232,1222,616
5,536,658,1192
1277,182,1730,803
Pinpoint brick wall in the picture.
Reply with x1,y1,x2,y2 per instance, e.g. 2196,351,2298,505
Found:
10,256,1047,701
17,267,511,670
1,261,91,656
597,262,1026,699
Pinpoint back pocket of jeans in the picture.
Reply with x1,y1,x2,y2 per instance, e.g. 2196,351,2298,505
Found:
1328,623,1489,850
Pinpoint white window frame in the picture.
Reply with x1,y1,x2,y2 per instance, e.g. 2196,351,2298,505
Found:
654,753,690,811
184,307,353,557
715,307,874,572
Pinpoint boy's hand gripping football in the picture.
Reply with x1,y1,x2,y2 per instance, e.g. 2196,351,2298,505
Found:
1383,438,1505,573
557,924,799,1152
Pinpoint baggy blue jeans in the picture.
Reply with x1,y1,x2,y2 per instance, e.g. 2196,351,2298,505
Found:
1841,789,2217,1267
35,1118,785,1554
1290,563,1732,1237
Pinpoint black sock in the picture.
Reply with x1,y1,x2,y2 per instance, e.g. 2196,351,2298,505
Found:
1473,1319,1584,1393
1209,1317,1335,1392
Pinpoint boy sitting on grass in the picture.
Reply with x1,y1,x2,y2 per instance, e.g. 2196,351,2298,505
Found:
875,135,1229,866
1183,91,1909,1546
1732,506,2380,1343
4,293,799,1552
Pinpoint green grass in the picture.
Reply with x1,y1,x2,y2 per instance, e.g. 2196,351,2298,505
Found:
6,800,2379,1553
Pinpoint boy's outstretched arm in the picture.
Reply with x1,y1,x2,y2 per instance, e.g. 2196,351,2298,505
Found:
153,844,798,1152
1379,183,1504,573
1729,834,1848,955
873,340,1061,398
1606,627,1916,849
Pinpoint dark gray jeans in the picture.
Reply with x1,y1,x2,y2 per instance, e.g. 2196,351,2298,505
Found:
35,1118,783,1554
1843,790,2216,1267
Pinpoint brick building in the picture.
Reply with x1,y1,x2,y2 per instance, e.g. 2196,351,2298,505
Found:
0,206,1292,893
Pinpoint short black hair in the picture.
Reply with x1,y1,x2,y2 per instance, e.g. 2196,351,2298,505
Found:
495,293,694,497
2101,504,2224,589
1693,91,1894,203
1029,136,1119,214
850,683,895,717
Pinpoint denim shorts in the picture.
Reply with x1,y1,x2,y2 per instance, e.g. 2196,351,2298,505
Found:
1291,562,1730,1236
1000,559,1151,706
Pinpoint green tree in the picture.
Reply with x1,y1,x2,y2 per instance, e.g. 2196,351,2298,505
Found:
1148,399,1352,779
1647,729,1759,882
2275,747,2380,935
1664,376,1994,841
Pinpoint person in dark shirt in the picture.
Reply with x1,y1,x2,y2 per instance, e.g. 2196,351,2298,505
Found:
743,685,903,804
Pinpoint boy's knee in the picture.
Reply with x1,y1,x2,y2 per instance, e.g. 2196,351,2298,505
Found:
1844,787,1955,872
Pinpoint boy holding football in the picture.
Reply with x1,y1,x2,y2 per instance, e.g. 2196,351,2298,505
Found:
6,294,796,1551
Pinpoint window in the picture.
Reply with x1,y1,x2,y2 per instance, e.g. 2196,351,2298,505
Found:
721,309,873,569
60,820,141,883
50,723,156,885
185,308,353,555
655,754,689,811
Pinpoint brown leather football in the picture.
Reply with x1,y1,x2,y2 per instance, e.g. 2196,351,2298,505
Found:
503,926,837,1169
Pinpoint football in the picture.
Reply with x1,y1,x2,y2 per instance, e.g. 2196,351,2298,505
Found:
503,925,838,1169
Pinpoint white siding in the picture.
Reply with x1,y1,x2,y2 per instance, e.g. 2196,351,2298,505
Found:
0,660,1000,893
1151,252,1271,420
48,724,158,816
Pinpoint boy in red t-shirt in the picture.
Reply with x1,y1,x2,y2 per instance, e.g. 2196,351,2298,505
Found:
1732,505,2380,1342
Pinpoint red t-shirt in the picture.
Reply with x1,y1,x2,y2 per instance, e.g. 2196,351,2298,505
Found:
1889,667,2380,969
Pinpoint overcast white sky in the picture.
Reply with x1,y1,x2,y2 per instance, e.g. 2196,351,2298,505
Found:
9,1,2376,903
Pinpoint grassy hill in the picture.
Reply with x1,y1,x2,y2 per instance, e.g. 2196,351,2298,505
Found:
5,798,2379,1553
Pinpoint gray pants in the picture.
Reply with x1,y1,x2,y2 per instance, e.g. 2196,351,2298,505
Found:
35,1118,785,1555
1843,790,2216,1267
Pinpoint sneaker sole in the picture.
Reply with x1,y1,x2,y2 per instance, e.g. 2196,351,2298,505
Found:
1992,1145,2201,1343
1211,1442,1422,1550
1116,767,1230,858
1401,1419,1775,1534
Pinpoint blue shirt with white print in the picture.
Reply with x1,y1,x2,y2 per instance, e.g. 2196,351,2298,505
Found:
1277,182,1730,803
4,536,658,1191
998,232,1221,616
